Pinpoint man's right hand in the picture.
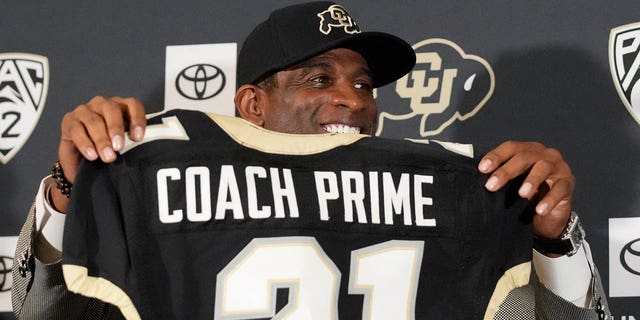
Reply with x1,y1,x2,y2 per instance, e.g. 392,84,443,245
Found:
50,96,147,213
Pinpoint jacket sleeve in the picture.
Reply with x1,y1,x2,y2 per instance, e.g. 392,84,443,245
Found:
492,258,612,320
11,194,122,320
533,257,613,320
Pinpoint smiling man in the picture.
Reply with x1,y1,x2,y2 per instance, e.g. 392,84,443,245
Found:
13,2,610,320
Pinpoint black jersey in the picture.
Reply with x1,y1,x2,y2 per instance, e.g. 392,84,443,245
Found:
62,109,533,320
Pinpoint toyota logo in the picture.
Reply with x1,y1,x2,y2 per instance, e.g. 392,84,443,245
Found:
175,64,226,100
620,238,640,276
0,256,12,292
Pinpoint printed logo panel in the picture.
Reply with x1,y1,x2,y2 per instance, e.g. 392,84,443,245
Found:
376,39,494,142
0,53,49,164
0,236,18,312
609,22,640,125
609,217,640,297
164,43,237,116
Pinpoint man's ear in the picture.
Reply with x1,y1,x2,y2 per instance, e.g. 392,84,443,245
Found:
235,84,267,127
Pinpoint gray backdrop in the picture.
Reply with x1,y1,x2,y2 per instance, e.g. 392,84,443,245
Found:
1,1,639,319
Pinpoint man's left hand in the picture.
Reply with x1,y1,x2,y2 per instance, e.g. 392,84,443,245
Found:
478,141,574,240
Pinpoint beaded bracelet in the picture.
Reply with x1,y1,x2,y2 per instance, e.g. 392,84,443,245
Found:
52,161,73,198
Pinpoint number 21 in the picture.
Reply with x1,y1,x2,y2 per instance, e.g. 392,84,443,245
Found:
214,237,424,320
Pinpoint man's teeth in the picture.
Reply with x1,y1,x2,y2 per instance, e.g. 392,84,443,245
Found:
322,124,361,134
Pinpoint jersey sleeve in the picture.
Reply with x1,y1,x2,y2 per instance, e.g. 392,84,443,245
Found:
62,159,142,320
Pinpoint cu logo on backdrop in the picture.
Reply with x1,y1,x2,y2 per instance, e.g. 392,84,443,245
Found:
376,38,495,142
620,238,640,276
175,64,226,101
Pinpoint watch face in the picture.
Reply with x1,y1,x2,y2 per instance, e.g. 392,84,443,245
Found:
565,213,585,256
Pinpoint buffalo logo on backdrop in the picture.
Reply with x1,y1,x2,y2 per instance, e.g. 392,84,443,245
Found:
609,22,640,125
164,43,237,116
175,64,226,101
609,217,640,297
0,53,49,164
317,4,360,35
375,39,495,142
0,236,18,312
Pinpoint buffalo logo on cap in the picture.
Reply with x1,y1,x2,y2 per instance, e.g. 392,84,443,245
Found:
317,4,361,35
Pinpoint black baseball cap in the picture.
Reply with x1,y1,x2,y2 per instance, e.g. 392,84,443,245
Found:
237,1,416,88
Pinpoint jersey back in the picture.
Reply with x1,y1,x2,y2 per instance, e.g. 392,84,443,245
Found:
62,109,533,320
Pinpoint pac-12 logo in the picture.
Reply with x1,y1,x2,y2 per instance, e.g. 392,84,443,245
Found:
0,53,49,164
376,39,494,141
609,22,640,125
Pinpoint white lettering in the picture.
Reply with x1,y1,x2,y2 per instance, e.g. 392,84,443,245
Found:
341,171,367,223
246,166,271,219
186,166,212,221
156,166,436,228
157,168,182,223
414,175,436,227
215,165,244,220
369,172,381,224
270,168,299,218
383,173,411,226
315,172,339,221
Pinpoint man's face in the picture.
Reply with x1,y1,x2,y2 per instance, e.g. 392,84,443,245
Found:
259,48,378,135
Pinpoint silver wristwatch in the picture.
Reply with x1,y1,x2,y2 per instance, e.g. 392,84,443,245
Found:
533,211,586,256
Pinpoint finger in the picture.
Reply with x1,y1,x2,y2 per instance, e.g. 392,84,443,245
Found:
71,102,118,163
80,118,117,163
60,106,99,161
533,207,571,238
94,98,135,151
113,96,147,141
532,180,572,238
58,113,98,162
534,178,574,216
478,141,536,173
484,150,538,192
518,159,555,199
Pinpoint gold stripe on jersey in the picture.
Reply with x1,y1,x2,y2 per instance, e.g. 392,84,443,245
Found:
208,113,368,155
63,264,141,320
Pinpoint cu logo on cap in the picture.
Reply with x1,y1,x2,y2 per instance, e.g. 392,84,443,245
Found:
620,238,640,275
0,256,12,292
175,64,226,100
317,5,361,35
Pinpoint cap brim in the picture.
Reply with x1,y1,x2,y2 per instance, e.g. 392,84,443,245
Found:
256,31,416,88
340,32,416,87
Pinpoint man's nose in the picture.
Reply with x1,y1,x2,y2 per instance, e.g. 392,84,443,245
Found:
330,84,367,111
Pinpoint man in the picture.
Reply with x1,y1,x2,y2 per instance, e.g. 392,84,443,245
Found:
13,1,610,319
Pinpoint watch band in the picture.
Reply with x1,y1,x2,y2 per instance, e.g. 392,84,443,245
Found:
533,211,585,256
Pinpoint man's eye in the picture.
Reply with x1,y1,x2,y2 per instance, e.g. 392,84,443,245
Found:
354,82,373,91
311,76,330,85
